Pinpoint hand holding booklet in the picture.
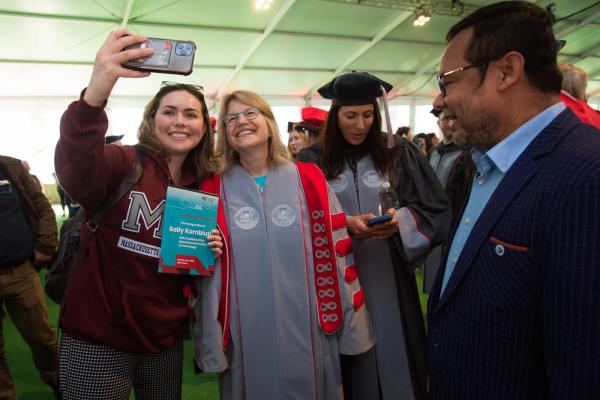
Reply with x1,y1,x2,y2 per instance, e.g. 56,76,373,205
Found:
159,186,218,276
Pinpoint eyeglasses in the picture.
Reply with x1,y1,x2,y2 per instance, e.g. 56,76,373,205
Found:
161,81,204,94
439,115,457,122
437,61,488,97
223,107,262,126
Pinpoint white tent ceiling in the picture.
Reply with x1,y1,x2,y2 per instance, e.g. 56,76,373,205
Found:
0,0,599,101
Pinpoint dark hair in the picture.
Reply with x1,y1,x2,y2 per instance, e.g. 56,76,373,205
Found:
413,132,433,153
395,126,411,136
319,101,393,180
447,1,561,94
138,84,216,180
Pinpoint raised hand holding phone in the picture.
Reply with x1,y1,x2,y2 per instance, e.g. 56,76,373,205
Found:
84,30,153,107
123,38,196,75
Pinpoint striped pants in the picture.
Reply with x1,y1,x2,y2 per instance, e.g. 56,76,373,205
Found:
58,333,183,400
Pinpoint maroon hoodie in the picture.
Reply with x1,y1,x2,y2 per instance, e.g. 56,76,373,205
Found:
55,93,196,353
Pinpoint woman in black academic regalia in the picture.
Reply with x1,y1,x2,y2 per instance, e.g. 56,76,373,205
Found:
298,71,451,400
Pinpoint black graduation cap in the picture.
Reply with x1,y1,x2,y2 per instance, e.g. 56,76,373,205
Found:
105,134,124,144
287,121,296,133
294,123,321,137
318,71,393,106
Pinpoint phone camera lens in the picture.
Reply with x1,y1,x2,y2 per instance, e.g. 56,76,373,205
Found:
175,42,193,56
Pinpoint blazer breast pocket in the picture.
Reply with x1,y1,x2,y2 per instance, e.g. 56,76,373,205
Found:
474,236,536,311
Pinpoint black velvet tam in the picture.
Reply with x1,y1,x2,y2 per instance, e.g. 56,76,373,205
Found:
318,71,393,106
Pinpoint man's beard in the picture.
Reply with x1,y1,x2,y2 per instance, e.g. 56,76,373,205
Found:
453,106,498,149
441,128,454,143
451,125,468,146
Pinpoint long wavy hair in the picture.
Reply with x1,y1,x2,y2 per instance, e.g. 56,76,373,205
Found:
137,84,216,179
319,101,393,180
216,90,289,174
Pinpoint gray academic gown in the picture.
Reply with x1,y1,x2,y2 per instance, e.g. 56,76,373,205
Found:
330,154,444,400
192,162,374,400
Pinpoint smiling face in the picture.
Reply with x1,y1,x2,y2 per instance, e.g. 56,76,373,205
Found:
437,27,499,148
288,129,307,155
337,104,375,145
153,89,206,158
224,99,270,155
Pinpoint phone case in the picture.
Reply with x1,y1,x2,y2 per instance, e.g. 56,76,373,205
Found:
367,214,393,226
123,38,195,76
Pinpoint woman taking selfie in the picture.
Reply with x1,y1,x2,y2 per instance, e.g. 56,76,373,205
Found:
192,90,374,399
54,30,221,400
298,71,451,400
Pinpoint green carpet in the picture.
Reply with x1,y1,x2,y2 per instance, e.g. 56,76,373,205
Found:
4,269,428,399
3,212,427,398
3,270,219,399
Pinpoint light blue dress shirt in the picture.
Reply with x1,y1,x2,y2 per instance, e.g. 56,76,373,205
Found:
440,102,566,296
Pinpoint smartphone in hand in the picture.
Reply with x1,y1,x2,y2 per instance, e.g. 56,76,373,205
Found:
123,38,195,75
366,214,393,227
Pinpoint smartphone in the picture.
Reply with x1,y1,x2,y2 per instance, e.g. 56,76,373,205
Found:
366,214,393,227
122,38,196,76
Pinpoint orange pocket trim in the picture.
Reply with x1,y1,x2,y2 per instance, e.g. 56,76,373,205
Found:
489,236,528,252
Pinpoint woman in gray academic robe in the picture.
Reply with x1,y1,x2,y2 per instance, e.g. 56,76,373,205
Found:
191,90,375,400
297,71,452,400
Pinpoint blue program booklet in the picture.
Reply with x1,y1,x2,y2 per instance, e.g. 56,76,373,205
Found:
159,186,218,276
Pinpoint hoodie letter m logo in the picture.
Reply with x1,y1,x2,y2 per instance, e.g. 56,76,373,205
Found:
122,191,165,239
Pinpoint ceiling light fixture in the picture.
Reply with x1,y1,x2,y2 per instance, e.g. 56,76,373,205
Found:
413,7,431,26
255,0,274,10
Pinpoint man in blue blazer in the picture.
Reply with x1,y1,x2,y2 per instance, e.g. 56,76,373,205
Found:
428,2,600,399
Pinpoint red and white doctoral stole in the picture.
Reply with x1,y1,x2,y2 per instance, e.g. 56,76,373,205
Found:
199,175,231,349
199,163,348,346
296,162,344,334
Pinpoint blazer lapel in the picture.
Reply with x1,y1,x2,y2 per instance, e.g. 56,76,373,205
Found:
431,108,580,317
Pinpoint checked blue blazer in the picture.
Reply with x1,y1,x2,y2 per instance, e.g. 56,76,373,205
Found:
427,108,600,400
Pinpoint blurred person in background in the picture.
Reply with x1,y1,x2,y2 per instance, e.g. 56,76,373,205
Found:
412,133,430,156
0,154,59,400
427,132,440,149
287,107,328,159
559,63,600,128
423,106,476,293
287,125,308,157
297,106,328,146
395,126,412,141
